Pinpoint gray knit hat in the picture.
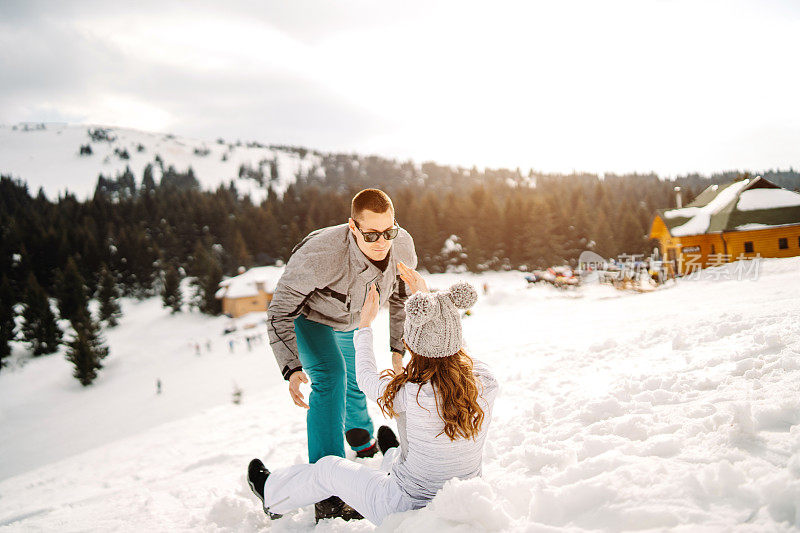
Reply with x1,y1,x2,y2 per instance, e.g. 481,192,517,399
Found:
403,281,478,358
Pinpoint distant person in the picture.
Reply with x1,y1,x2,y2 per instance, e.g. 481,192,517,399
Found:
156,379,162,395
265,188,417,521
248,276,497,526
228,339,234,353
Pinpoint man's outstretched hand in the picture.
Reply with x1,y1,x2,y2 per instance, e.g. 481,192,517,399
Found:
397,261,428,294
289,370,309,409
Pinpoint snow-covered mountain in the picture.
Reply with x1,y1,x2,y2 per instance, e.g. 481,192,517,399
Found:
0,123,321,201
1,260,799,531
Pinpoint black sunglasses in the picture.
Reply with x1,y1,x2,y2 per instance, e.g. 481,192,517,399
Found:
354,220,400,243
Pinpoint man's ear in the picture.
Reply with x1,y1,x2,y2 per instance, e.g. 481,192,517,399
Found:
348,218,356,233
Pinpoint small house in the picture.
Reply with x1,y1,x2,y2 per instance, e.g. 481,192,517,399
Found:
649,176,800,275
215,266,285,318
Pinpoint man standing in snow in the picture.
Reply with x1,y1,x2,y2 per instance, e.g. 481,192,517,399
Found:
266,188,417,521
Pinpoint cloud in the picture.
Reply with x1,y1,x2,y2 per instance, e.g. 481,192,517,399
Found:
1,0,800,175
0,2,386,149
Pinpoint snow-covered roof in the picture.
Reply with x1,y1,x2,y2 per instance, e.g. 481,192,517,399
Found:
216,265,285,300
734,223,772,231
657,176,800,237
667,180,751,236
736,188,800,211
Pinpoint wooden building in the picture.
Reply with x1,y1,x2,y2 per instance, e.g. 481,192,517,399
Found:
215,266,284,318
649,176,800,276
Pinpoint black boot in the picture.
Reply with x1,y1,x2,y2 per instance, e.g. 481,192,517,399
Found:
377,425,400,454
315,495,364,523
247,458,282,520
346,428,378,458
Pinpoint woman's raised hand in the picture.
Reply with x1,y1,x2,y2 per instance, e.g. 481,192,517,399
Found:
359,283,380,329
397,261,428,294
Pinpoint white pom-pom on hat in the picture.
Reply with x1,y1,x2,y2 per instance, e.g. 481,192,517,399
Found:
447,281,478,309
405,292,437,325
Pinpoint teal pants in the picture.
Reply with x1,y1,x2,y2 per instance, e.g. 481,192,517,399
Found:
294,315,374,463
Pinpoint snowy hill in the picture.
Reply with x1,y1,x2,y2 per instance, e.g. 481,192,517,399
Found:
0,123,321,201
1,260,799,531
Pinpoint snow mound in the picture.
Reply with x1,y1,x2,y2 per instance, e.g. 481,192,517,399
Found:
381,477,511,532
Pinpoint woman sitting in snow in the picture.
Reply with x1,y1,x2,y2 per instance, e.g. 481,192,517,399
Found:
246,265,498,525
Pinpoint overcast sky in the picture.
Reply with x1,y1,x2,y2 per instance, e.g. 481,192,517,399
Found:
2,0,799,176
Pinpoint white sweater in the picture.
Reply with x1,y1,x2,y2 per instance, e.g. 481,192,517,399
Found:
353,327,498,507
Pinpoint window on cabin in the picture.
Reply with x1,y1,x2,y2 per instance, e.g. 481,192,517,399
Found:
710,244,716,255
744,241,754,253
778,237,788,250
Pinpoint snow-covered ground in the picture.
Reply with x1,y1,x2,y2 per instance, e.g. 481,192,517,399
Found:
0,123,319,200
1,259,799,531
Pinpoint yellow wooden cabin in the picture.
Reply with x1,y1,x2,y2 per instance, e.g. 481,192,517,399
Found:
215,266,285,318
649,176,800,276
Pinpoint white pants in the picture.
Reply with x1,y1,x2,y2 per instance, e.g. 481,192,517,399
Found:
262,447,415,525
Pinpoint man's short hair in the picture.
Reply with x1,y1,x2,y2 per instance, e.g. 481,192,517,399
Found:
351,189,394,221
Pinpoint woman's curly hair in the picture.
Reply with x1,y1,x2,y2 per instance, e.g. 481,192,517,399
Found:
378,342,485,441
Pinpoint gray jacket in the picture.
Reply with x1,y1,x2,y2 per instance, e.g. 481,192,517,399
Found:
267,223,418,379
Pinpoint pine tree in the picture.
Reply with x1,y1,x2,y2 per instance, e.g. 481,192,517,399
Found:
162,266,182,313
65,306,109,386
94,174,110,200
186,167,199,189
21,273,62,356
97,263,122,327
270,159,279,182
142,163,157,195
462,226,481,272
1,275,16,369
523,199,551,268
201,260,223,315
619,210,647,256
55,257,87,322
190,245,223,315
231,229,250,269
118,166,136,199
